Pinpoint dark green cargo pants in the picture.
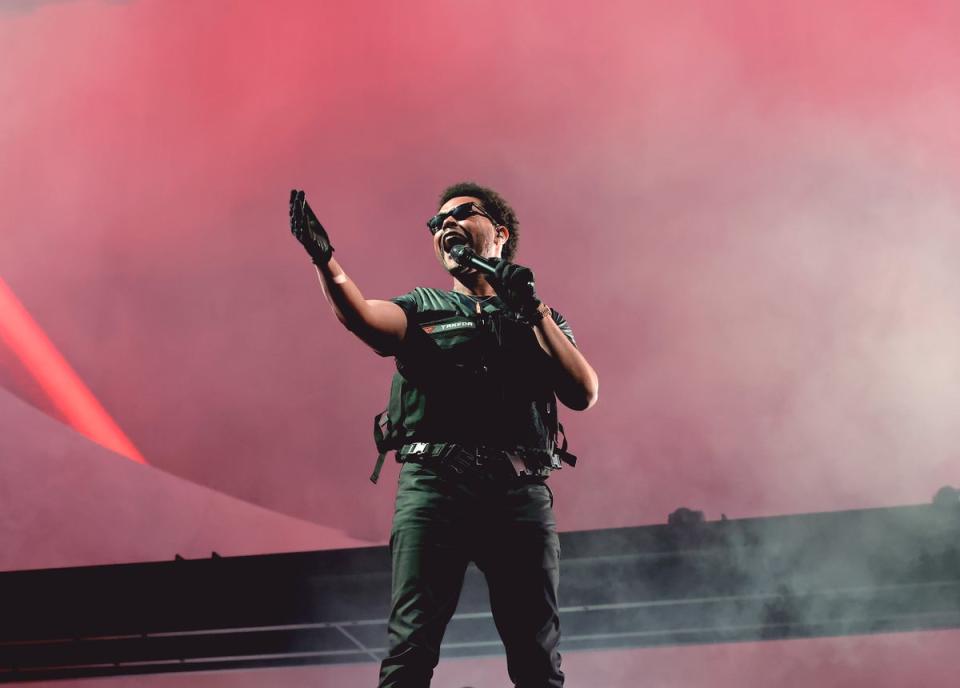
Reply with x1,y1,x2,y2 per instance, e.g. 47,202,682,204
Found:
377,455,564,688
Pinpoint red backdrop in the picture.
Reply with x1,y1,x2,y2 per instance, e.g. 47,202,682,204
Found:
2,1,958,684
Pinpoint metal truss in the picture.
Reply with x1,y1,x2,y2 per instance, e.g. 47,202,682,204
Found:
1,502,957,682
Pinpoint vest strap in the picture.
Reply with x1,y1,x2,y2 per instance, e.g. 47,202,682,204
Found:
555,422,578,467
370,410,396,484
370,451,387,484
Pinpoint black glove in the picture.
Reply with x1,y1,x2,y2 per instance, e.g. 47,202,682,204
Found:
289,189,334,265
489,260,544,321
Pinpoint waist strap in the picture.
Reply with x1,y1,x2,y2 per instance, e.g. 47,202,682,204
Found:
371,439,574,485
401,442,554,479
399,442,456,459
369,441,456,484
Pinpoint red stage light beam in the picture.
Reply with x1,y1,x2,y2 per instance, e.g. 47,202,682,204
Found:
0,276,147,464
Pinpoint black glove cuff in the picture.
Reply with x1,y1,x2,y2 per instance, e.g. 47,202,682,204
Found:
310,245,334,266
520,300,547,323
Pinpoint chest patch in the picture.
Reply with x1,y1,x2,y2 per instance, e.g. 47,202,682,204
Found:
422,319,476,334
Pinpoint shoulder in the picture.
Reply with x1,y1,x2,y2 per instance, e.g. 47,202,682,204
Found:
390,287,459,315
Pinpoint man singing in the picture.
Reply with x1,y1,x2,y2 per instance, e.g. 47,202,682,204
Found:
289,182,599,687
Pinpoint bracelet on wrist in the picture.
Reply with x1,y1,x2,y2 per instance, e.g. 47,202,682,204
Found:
531,302,551,323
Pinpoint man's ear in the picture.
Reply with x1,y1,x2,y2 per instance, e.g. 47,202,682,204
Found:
496,225,510,244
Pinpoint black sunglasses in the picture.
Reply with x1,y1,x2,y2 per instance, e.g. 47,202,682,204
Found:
426,202,495,235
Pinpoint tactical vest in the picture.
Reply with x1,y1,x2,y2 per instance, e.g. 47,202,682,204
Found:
370,288,576,483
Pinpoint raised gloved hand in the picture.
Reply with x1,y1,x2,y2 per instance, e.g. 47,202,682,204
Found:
289,189,334,265
489,260,544,321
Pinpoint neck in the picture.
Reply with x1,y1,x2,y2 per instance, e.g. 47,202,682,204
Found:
452,274,496,297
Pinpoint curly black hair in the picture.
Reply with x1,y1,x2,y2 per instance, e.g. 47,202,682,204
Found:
438,181,520,262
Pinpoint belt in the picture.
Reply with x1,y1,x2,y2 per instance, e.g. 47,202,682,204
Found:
398,442,457,459
398,442,553,479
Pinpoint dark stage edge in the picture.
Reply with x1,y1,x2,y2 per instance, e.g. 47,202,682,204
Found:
1,502,958,682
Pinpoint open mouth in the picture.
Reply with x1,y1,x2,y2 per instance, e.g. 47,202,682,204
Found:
442,231,469,253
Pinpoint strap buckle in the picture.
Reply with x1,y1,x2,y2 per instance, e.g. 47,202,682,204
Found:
408,442,429,456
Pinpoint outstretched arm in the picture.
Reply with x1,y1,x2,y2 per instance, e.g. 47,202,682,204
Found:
289,190,407,356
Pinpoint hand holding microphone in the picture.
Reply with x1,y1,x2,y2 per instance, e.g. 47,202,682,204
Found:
449,245,545,322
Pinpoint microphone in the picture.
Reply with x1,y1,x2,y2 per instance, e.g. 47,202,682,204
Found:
449,244,499,275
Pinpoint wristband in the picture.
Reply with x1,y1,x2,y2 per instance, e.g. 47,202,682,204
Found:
532,302,551,323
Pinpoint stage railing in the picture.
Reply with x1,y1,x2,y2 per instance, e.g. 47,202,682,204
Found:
1,502,957,682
